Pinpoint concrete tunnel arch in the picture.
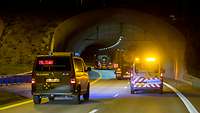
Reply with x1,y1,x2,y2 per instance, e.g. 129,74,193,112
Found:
51,8,186,81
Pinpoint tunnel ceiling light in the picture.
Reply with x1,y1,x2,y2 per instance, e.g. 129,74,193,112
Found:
98,36,124,51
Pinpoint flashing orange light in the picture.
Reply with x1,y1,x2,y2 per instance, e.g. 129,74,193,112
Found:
146,57,156,62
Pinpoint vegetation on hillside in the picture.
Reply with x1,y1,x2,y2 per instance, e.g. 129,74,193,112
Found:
1,16,55,64
0,16,63,74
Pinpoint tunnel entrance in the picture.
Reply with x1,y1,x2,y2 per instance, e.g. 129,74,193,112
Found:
80,43,106,66
52,8,186,81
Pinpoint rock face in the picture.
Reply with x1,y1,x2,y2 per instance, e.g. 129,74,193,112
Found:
0,16,64,64
0,17,4,39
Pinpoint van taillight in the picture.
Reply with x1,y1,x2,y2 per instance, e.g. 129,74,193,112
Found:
70,78,76,84
32,72,36,84
32,79,36,84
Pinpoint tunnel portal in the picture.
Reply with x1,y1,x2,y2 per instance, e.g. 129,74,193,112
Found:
52,8,186,81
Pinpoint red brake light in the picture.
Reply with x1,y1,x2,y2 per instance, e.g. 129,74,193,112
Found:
39,60,53,65
32,79,36,84
70,78,76,84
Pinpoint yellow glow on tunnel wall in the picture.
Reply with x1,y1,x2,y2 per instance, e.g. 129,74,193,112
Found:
135,58,140,61
175,59,179,80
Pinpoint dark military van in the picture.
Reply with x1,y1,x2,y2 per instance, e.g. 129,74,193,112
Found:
31,52,90,104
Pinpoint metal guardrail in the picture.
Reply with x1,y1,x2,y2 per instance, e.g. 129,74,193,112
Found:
0,74,32,86
0,69,110,86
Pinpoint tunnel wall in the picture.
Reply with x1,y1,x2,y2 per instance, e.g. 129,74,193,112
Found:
52,8,186,81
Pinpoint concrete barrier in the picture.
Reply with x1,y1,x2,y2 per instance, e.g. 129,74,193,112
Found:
183,74,200,88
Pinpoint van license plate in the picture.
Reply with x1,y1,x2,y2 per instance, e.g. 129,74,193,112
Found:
46,79,60,82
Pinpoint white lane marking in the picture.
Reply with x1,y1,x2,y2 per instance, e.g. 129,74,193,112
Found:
89,109,99,113
0,100,32,111
164,82,199,113
0,71,102,111
113,93,119,98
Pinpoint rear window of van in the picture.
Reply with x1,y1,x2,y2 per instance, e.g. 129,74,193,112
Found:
34,56,71,71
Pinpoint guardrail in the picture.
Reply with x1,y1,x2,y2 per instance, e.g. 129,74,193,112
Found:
0,73,32,86
0,69,104,86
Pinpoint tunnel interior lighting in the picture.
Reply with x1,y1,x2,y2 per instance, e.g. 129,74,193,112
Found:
98,36,124,51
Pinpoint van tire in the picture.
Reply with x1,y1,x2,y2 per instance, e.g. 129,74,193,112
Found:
131,90,135,94
83,83,90,101
33,95,41,104
131,88,136,94
73,86,81,104
73,94,80,104
49,96,54,102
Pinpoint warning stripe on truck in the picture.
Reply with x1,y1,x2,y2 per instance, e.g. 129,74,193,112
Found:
133,83,161,88
131,77,162,88
132,77,160,82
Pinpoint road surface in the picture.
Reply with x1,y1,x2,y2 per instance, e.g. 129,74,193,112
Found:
0,70,200,113
1,78,200,113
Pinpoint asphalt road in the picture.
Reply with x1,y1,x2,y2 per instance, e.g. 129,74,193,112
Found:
1,78,200,113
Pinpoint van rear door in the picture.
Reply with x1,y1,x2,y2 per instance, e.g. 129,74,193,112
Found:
32,56,74,94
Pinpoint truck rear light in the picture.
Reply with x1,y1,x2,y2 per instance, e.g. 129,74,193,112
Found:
70,78,76,84
131,73,133,77
160,73,163,77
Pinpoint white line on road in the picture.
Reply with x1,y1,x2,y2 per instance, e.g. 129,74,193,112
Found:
89,109,99,113
113,93,119,98
164,82,199,113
